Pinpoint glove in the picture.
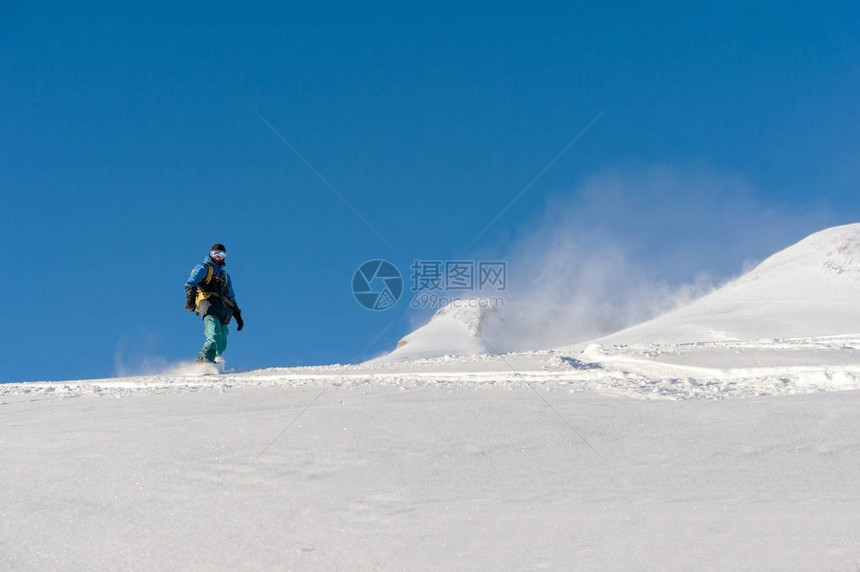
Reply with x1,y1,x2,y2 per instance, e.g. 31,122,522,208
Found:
184,286,197,313
234,309,244,331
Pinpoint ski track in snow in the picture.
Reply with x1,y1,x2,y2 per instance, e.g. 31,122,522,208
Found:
5,335,860,403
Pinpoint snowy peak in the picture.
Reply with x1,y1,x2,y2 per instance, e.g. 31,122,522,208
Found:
741,223,860,284
711,223,860,305
593,223,860,345
373,300,501,363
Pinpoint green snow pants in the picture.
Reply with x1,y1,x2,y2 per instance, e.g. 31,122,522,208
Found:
199,314,228,362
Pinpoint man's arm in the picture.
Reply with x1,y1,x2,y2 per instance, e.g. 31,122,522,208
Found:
184,264,208,289
184,264,207,312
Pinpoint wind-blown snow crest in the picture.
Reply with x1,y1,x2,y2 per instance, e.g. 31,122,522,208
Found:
376,224,860,364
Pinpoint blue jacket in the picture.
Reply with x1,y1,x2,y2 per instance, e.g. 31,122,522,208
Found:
185,255,238,320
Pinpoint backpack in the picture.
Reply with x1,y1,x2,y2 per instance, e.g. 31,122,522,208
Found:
194,263,236,313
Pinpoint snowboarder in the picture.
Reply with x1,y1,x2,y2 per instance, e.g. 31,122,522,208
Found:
184,243,244,364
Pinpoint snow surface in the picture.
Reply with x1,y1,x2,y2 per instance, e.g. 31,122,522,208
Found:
4,224,860,570
3,378,860,571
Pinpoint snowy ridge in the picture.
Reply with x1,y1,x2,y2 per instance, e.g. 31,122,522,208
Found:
376,224,860,367
6,334,860,402
591,223,860,345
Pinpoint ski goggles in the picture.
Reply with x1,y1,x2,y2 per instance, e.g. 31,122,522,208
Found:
210,250,226,261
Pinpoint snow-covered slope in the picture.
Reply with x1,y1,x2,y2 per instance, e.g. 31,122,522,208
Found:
539,224,860,389
5,378,860,571
592,223,860,345
5,226,860,571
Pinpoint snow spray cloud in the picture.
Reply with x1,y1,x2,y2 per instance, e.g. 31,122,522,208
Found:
479,165,834,351
114,333,172,377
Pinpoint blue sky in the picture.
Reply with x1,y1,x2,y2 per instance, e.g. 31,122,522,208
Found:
2,2,858,381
